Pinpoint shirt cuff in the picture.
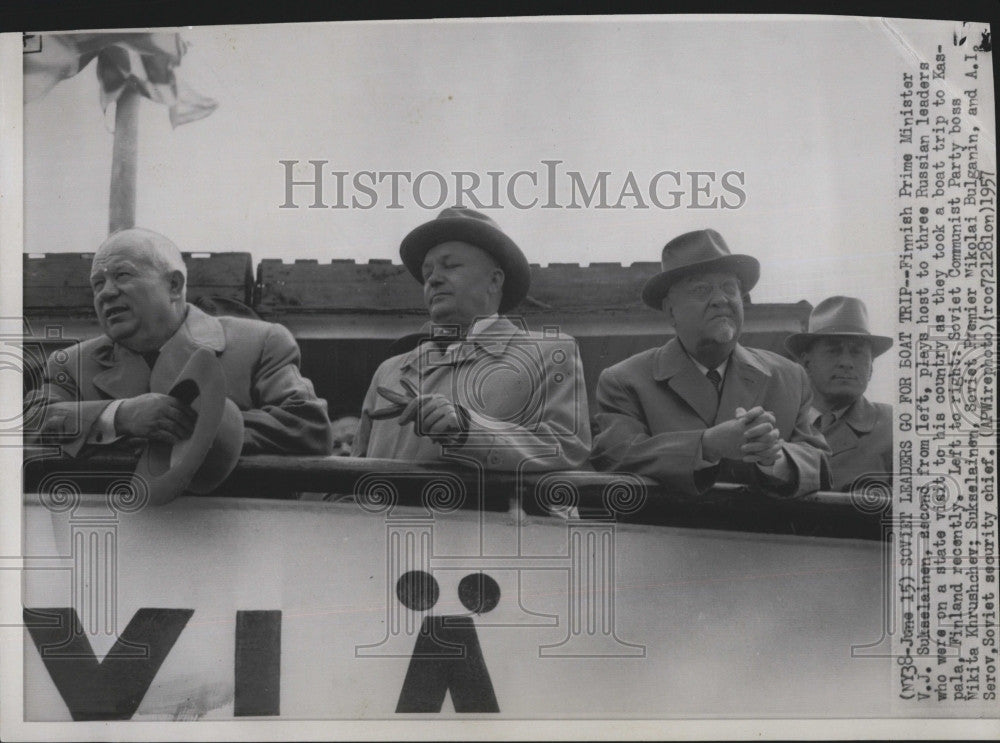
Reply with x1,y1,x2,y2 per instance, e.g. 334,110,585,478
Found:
756,450,791,481
695,436,720,470
86,399,124,445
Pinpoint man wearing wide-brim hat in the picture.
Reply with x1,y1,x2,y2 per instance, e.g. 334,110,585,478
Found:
352,207,591,471
591,229,831,498
785,296,893,492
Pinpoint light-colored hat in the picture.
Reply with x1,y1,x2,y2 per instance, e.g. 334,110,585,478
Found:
785,296,893,358
641,229,760,310
399,207,531,313
132,347,244,505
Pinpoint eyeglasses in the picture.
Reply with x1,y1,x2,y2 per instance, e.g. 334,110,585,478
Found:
676,279,742,301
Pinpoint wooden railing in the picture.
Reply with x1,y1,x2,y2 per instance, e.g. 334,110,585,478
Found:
22,449,891,541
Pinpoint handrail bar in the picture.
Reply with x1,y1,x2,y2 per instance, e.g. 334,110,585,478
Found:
21,449,890,513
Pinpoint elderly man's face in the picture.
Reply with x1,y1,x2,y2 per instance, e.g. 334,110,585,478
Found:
422,241,504,325
801,337,873,408
663,271,744,352
90,236,184,352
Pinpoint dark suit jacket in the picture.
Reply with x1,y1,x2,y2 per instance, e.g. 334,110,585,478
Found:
819,397,893,492
591,339,831,498
25,304,334,457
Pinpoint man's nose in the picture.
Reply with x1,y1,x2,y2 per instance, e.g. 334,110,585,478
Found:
835,350,856,367
708,287,729,305
94,279,119,302
425,268,443,286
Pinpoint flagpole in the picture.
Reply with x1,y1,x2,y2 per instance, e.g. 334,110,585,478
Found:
109,84,140,234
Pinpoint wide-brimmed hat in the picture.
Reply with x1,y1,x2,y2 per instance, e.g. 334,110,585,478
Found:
399,207,531,313
641,229,760,310
785,296,893,358
132,347,244,505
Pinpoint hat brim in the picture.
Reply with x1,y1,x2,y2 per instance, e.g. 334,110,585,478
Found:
785,332,893,359
133,347,244,505
400,217,531,314
187,398,243,494
641,254,760,310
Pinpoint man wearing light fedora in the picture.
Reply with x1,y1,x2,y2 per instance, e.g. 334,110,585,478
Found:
352,207,591,471
591,229,830,498
786,296,893,492
26,228,334,461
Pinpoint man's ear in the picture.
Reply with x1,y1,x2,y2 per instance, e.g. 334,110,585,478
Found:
167,270,186,299
490,268,505,298
661,297,675,327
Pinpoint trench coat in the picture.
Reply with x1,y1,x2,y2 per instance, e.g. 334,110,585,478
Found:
352,317,591,471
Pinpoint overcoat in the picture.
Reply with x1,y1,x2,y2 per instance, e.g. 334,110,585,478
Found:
353,317,591,471
591,339,831,497
819,396,893,492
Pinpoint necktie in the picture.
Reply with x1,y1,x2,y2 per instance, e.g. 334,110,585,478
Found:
816,411,836,431
706,368,723,397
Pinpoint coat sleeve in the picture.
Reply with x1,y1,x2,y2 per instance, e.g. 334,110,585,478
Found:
350,365,381,458
240,323,334,455
23,346,112,457
454,340,592,472
878,402,895,476
773,365,832,496
590,365,710,497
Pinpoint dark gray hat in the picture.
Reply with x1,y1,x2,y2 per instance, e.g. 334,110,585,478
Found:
400,208,531,313
785,296,893,358
642,229,760,310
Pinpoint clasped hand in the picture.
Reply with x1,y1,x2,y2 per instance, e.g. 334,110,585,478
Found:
701,405,783,466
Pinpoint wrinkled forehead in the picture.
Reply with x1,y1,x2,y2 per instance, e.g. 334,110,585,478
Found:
90,240,159,277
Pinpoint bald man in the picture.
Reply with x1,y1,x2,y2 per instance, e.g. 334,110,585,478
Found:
25,228,334,457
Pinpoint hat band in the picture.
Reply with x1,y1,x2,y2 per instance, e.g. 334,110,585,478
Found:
809,324,871,336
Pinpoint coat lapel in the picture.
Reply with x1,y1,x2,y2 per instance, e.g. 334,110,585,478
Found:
457,316,522,363
92,305,227,397
715,344,770,423
91,341,152,399
150,305,227,393
653,339,719,426
825,397,876,455
405,316,519,391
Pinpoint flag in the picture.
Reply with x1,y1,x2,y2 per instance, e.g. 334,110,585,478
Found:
24,32,218,127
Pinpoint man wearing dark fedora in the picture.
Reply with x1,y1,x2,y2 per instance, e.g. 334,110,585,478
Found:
786,296,893,492
591,229,830,497
352,207,591,471
26,228,334,460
